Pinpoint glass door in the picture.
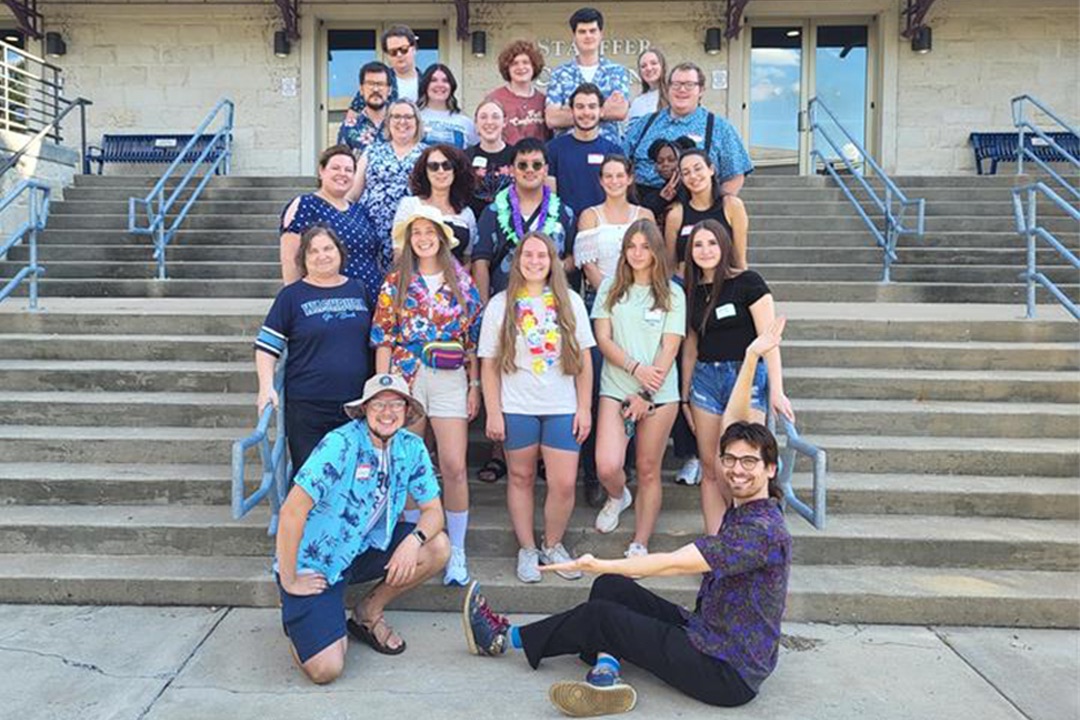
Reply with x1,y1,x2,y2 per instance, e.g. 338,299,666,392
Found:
321,25,442,150
746,20,872,174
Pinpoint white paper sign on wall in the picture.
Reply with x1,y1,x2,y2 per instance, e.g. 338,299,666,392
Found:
711,70,728,90
281,77,298,97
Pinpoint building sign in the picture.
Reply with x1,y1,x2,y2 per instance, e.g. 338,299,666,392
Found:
533,37,652,87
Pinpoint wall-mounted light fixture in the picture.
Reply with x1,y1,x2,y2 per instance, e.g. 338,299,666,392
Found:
274,30,291,58
705,27,722,55
44,31,66,57
471,31,487,58
911,26,932,53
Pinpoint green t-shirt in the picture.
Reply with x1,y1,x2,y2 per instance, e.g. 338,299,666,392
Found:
591,279,686,403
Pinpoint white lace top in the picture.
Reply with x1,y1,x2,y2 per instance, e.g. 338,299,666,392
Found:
574,205,642,284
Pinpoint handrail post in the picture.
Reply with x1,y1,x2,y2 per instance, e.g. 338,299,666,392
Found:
28,186,39,310
79,100,89,175
1024,188,1037,318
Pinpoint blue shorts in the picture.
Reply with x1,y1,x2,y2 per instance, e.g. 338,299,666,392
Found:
690,360,768,417
503,413,579,452
277,521,415,663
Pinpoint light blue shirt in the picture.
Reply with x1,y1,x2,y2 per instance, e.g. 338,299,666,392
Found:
624,106,754,187
545,56,631,144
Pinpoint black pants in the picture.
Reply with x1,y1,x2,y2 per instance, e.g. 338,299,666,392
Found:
518,574,756,708
285,399,350,480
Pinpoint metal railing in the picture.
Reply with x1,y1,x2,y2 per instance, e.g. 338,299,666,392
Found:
0,39,64,141
1010,95,1079,320
231,356,289,535
0,178,50,309
808,97,926,282
0,96,92,177
772,415,828,529
128,98,234,280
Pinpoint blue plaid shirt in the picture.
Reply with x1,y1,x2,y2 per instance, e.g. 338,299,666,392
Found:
545,56,631,144
624,106,754,187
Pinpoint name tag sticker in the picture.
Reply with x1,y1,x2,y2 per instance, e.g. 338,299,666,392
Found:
355,464,373,480
687,134,704,145
644,308,664,323
715,304,737,320
472,156,488,168
679,225,692,237
587,153,604,164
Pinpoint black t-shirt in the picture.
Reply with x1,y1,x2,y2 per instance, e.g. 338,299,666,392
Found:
689,271,770,362
676,197,734,264
466,144,515,219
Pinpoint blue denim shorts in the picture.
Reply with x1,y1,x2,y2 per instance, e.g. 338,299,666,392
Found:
504,413,579,452
690,360,768,417
278,521,415,663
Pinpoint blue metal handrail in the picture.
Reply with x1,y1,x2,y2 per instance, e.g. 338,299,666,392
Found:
1012,94,1080,201
128,98,234,280
0,179,51,310
1012,182,1080,320
774,416,828,529
808,97,926,282
232,356,289,535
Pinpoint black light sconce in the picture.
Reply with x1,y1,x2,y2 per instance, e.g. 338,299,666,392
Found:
471,31,487,58
704,27,722,55
44,31,66,57
911,26,932,53
274,30,291,58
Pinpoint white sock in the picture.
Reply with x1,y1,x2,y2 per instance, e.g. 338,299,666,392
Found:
403,509,421,524
446,510,469,549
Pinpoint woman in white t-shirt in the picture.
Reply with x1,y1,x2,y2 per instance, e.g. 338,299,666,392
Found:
478,232,596,584
591,218,685,558
628,48,670,121
418,64,478,149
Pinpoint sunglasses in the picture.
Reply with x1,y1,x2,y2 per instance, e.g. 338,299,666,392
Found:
386,46,413,57
515,160,545,171
426,160,454,172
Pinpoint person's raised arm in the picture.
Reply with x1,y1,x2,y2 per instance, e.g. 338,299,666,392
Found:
748,295,794,422
722,315,785,430
347,152,370,203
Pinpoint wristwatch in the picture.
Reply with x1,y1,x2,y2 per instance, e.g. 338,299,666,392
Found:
411,528,428,546
469,379,481,388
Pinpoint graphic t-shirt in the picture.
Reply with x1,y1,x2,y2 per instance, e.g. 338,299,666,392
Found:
421,108,478,149
466,143,515,219
485,86,550,146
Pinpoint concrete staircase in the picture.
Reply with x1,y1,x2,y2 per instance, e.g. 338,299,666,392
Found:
0,174,1077,627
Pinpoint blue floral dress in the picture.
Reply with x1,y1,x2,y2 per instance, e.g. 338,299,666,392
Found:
360,142,427,241
280,194,389,306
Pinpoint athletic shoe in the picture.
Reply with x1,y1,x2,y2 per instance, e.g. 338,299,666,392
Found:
675,457,701,486
549,677,637,717
517,546,542,583
540,542,583,580
443,546,470,586
462,581,509,656
594,487,633,534
625,542,648,558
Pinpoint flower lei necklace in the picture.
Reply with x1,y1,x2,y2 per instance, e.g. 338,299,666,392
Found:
495,185,561,245
514,287,560,374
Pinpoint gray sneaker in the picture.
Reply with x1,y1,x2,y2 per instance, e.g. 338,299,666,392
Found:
540,542,583,580
595,487,633,534
517,546,542,583
549,678,637,717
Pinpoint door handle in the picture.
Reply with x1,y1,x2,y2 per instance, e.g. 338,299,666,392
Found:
797,109,808,133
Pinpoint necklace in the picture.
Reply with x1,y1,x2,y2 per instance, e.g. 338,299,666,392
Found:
514,288,560,374
495,186,561,246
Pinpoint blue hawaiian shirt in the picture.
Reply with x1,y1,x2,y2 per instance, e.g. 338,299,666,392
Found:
545,56,631,144
337,110,385,156
624,106,754,187
286,420,440,585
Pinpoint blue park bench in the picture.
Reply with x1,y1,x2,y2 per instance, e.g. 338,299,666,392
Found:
86,133,231,175
969,131,1080,175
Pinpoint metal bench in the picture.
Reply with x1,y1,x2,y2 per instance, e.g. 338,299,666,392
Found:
969,131,1080,175
86,133,231,175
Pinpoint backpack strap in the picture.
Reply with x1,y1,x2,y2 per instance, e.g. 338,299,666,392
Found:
704,111,715,158
629,111,662,159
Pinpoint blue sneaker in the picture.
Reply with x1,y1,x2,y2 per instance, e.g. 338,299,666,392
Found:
462,581,509,656
584,665,621,687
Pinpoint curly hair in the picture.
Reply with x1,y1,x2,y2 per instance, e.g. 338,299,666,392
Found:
497,40,544,82
407,144,475,214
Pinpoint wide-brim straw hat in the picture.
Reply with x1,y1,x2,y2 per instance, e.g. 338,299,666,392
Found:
391,202,459,253
343,373,424,424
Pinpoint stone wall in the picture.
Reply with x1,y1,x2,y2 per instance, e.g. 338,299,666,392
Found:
0,131,78,246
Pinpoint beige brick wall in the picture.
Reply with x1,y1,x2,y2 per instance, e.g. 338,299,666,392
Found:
895,0,1079,174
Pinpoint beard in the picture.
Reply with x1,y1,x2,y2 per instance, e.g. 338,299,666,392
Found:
365,95,386,110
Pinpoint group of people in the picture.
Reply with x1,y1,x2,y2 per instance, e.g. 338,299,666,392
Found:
257,7,794,717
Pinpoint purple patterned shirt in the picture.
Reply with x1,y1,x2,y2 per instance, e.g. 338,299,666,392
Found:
682,497,791,692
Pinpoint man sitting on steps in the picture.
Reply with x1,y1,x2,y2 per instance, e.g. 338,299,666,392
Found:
274,373,450,684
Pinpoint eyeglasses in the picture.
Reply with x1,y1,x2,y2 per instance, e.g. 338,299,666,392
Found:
389,113,416,122
363,81,389,89
718,453,764,470
670,81,702,90
426,160,454,172
368,399,407,412
386,46,413,57
515,160,545,171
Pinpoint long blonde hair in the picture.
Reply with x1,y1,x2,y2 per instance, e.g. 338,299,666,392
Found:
392,220,467,313
605,219,672,313
497,232,583,376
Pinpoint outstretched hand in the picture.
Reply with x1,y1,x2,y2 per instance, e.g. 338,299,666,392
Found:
748,315,786,359
539,553,602,576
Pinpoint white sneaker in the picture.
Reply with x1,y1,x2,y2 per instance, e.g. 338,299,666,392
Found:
595,487,633,534
675,457,701,486
517,546,542,583
540,542,583,580
625,542,648,558
444,546,470,586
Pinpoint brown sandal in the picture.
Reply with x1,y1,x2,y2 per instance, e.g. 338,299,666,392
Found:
347,616,407,655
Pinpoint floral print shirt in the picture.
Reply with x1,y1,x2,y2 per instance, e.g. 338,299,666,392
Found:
360,141,427,240
370,266,483,385
546,56,631,144
682,497,791,692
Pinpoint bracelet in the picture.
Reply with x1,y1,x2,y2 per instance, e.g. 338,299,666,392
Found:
469,379,481,388
623,356,635,373
630,361,640,375
410,528,428,546
638,389,654,402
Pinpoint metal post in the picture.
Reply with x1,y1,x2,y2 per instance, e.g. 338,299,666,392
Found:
79,100,89,174
1025,188,1037,318
27,187,39,310
1016,102,1026,176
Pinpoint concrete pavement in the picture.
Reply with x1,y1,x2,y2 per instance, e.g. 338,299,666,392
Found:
0,605,1076,720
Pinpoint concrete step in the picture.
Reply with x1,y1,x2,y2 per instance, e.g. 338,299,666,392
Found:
0,462,1074,520
0,504,1074,571
0,334,252,362
0,552,1073,626
73,175,314,188
0,392,256,427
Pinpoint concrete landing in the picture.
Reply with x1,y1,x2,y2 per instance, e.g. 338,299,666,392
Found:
0,605,1075,720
